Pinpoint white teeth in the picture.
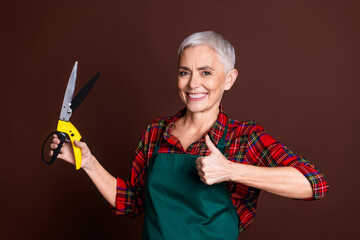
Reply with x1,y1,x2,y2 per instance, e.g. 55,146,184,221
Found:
188,93,207,99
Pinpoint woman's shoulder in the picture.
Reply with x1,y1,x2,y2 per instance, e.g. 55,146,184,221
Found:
227,118,278,146
144,116,171,131
227,118,265,136
139,116,171,149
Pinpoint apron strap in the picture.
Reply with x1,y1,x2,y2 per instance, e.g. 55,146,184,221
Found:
216,123,228,155
149,126,165,163
152,144,161,159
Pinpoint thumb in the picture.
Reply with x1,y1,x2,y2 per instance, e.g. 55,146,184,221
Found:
74,140,85,148
205,135,219,153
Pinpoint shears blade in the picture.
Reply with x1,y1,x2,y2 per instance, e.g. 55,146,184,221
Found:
70,72,100,113
59,61,78,122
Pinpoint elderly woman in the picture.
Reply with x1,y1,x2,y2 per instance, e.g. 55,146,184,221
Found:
50,31,328,239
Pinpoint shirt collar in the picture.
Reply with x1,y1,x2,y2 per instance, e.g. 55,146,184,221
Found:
163,106,229,149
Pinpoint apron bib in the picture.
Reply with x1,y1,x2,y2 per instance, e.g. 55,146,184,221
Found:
143,124,239,240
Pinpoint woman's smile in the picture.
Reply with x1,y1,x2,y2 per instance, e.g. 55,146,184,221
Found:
186,93,209,101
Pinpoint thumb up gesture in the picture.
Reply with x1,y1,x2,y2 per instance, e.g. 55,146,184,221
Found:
196,135,233,185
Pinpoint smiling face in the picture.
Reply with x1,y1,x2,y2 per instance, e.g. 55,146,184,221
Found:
177,44,237,114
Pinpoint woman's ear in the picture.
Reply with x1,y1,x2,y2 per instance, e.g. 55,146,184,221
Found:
224,69,238,91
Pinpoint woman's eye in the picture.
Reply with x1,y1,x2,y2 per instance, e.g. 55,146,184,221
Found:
202,71,211,76
179,71,189,76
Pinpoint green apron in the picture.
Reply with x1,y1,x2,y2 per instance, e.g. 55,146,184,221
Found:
143,124,239,240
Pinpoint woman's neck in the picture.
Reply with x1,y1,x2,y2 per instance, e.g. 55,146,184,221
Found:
179,106,220,134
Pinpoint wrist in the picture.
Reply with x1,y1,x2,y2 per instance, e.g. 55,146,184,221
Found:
226,160,247,183
83,155,97,173
225,160,237,182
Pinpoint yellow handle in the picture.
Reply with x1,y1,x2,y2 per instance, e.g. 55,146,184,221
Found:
57,120,82,170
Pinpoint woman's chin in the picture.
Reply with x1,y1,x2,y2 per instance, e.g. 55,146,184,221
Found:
184,102,218,114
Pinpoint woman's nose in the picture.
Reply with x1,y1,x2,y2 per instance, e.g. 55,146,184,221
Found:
189,74,200,89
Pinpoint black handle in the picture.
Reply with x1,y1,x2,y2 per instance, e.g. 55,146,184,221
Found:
41,131,67,165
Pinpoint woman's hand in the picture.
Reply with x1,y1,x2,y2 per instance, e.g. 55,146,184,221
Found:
196,135,313,199
49,134,94,170
196,135,232,185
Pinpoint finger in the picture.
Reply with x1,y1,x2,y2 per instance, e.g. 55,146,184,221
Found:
52,137,60,144
200,176,212,185
49,150,63,159
205,135,219,153
50,143,58,149
74,140,91,156
74,140,86,148
52,134,60,143
196,156,204,165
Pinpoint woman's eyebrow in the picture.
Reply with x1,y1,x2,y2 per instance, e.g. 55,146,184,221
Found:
198,66,215,71
179,66,191,71
178,66,215,71
179,66,215,72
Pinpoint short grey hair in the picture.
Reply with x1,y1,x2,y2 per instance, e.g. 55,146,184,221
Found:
178,31,235,74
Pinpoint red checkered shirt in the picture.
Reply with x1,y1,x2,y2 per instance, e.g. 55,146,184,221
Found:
114,106,328,232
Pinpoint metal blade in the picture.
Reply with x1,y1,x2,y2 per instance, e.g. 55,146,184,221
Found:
70,72,100,113
59,61,78,121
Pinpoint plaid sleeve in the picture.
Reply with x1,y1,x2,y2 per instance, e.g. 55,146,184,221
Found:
246,125,329,200
114,130,147,217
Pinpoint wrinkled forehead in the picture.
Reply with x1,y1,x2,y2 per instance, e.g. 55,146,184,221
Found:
178,44,222,67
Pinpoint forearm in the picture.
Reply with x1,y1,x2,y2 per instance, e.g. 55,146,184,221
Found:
228,162,313,199
83,156,117,207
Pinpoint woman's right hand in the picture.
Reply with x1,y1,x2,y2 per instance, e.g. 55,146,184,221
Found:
49,134,94,170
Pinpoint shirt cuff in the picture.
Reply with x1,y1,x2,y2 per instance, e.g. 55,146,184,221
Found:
113,177,127,215
292,165,329,200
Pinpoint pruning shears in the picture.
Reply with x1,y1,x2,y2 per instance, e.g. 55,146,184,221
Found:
41,61,100,170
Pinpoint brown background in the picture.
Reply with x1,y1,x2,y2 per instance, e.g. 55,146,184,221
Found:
1,0,359,239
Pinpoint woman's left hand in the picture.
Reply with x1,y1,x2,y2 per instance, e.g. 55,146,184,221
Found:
196,135,232,185
196,136,314,199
